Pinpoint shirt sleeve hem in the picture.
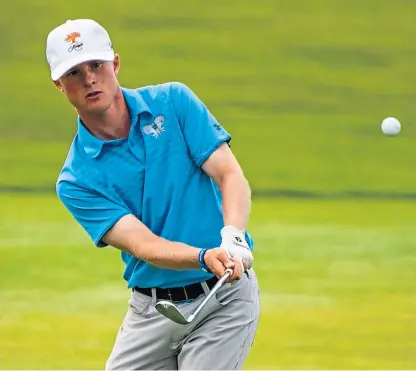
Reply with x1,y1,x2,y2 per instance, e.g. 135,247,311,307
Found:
194,135,231,167
94,211,132,247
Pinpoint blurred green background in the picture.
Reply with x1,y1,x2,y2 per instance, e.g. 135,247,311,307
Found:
1,0,415,369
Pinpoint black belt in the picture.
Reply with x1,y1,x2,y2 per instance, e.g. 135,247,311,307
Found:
132,275,219,302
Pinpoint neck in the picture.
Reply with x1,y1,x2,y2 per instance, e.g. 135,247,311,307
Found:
78,88,131,140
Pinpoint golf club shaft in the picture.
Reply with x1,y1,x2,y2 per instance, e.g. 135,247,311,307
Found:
190,268,233,319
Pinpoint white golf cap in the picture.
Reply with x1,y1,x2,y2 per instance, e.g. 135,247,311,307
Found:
46,19,115,81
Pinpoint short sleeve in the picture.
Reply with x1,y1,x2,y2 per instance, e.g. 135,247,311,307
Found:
169,82,231,167
56,180,131,247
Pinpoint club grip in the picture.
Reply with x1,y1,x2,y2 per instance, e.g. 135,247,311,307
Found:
224,268,233,279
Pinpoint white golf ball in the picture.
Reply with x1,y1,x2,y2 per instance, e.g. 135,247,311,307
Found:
381,117,401,136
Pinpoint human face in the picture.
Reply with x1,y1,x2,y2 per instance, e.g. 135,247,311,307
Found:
54,55,120,115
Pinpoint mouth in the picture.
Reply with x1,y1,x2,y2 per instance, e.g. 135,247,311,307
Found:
85,91,102,99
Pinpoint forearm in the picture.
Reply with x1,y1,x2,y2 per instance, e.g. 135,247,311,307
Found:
137,238,201,270
116,237,202,270
103,215,201,270
219,172,251,230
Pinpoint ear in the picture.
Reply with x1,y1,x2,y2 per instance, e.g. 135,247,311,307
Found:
54,80,64,93
113,53,120,75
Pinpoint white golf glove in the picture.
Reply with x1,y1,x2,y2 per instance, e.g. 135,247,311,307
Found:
220,225,253,274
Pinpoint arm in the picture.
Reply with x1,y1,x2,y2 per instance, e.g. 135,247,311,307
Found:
103,215,240,279
167,82,252,276
103,214,238,280
102,214,200,270
169,82,250,230
202,144,254,272
201,142,251,230
57,179,234,274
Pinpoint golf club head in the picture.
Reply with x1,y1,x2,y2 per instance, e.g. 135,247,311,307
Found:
155,300,190,325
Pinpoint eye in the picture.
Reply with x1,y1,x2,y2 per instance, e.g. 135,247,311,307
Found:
91,62,102,69
66,69,79,77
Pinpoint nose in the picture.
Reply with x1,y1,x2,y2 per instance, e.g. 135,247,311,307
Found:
82,67,96,87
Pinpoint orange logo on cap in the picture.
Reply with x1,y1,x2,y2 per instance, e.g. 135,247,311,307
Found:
65,32,81,44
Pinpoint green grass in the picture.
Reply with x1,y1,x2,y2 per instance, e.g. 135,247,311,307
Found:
1,194,415,369
1,0,415,192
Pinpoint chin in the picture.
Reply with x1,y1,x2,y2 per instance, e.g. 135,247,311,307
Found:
85,100,111,113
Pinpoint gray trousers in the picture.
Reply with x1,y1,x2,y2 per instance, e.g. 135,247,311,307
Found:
105,269,260,370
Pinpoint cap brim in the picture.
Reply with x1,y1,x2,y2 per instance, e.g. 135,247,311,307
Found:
51,50,115,81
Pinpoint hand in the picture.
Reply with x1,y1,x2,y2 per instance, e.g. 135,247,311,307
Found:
203,247,243,283
220,225,253,273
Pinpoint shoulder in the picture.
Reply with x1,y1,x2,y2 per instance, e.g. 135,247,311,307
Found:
134,81,196,108
137,81,190,97
55,137,90,197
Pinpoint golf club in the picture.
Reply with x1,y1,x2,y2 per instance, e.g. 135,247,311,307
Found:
155,268,233,325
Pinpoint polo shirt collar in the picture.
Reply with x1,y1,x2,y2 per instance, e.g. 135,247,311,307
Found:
78,88,151,158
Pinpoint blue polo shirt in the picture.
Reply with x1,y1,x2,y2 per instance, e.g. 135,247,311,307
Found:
56,82,254,289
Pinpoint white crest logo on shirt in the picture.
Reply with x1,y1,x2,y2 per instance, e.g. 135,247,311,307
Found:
143,115,165,138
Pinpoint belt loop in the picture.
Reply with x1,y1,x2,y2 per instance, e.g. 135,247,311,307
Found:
151,288,157,306
183,287,189,301
201,281,210,296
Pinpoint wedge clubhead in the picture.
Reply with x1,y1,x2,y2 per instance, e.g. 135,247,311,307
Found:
155,301,193,325
155,268,233,325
